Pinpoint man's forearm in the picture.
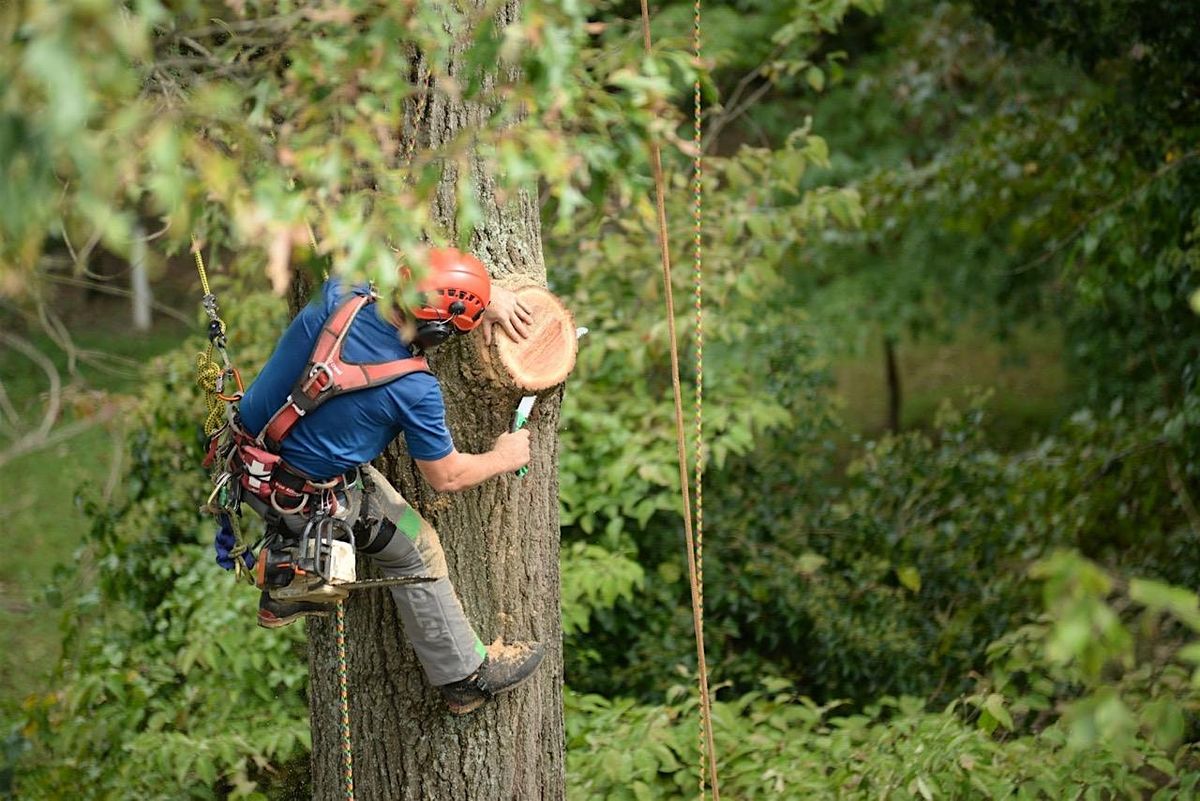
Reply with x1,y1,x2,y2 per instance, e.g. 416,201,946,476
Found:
416,447,523,493
441,450,516,492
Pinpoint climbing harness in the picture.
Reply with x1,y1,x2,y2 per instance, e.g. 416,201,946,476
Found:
258,292,430,451
227,290,431,599
193,240,435,598
232,290,430,596
638,0,720,798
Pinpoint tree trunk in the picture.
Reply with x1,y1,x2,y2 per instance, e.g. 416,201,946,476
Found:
884,334,902,433
306,3,565,799
130,225,152,331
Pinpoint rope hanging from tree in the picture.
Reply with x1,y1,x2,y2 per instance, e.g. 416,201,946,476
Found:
637,1,721,797
336,601,356,800
691,0,714,795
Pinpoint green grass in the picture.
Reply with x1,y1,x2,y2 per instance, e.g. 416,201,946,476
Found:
1,426,122,702
0,306,189,708
833,323,1075,447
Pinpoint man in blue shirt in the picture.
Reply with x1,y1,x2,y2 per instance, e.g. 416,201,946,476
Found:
233,248,542,715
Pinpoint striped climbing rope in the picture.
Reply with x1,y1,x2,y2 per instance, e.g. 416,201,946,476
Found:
637,0,720,798
336,600,355,800
691,0,713,796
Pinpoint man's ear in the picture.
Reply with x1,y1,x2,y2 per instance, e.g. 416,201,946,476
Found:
382,304,418,342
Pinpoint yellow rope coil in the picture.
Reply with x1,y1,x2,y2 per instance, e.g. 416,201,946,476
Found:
196,349,227,437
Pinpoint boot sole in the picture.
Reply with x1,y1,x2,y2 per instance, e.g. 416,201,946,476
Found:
257,609,331,629
445,697,487,716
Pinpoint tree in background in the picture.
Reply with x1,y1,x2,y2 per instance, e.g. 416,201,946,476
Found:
793,0,1200,426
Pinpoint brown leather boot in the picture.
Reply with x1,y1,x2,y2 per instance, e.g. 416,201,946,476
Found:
439,640,546,715
256,592,334,629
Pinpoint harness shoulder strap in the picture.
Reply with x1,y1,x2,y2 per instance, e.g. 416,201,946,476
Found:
259,293,430,450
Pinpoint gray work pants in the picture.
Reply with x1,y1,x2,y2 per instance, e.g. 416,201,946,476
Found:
246,464,486,686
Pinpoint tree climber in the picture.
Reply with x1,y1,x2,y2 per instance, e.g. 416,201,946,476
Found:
218,248,545,716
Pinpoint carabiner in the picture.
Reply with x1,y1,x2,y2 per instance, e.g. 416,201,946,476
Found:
202,472,232,515
270,488,309,516
216,366,245,402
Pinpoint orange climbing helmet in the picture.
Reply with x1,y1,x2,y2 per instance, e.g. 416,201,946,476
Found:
403,247,491,348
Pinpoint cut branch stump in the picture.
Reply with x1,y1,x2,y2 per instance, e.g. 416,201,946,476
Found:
480,285,577,391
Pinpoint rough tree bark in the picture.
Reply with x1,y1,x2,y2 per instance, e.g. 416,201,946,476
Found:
304,3,565,798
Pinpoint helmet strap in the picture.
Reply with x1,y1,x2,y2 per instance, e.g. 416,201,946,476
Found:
412,319,458,351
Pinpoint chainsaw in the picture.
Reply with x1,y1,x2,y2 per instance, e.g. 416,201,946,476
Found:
255,515,435,601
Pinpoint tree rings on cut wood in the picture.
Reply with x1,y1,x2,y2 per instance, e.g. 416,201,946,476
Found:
481,286,577,391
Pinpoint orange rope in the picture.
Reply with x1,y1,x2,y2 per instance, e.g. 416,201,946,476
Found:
637,1,720,798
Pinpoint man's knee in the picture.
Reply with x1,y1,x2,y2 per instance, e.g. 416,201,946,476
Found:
355,516,448,578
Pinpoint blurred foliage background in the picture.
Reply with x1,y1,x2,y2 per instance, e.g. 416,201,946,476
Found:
2,0,1200,798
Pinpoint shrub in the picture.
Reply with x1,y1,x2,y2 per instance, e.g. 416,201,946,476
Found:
14,293,311,800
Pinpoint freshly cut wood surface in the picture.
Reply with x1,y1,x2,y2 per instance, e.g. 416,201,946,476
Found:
491,286,577,391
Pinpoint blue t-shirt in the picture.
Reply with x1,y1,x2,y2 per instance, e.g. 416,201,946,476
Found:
238,280,454,479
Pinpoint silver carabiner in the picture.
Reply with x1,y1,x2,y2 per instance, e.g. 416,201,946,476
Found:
201,471,232,515
270,488,309,516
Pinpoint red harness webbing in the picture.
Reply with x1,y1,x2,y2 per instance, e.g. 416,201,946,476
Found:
259,293,429,451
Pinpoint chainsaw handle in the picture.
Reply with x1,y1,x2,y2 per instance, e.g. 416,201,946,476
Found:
509,328,584,479
513,410,530,477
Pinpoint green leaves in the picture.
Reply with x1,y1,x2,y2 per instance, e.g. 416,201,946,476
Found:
979,550,1200,775
981,693,1013,732
566,673,1200,800
561,543,645,636
896,565,922,594
0,0,685,299
1032,551,1131,679
804,65,825,92
22,35,93,135
1130,578,1200,632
